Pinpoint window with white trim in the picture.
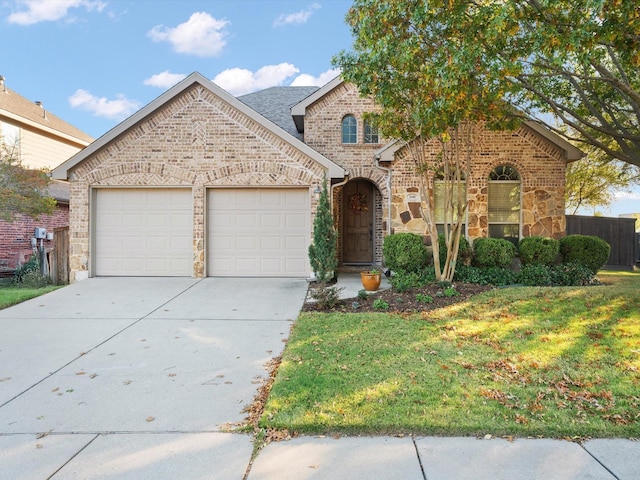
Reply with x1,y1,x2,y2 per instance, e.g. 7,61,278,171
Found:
488,165,521,245
364,119,379,144
341,115,357,144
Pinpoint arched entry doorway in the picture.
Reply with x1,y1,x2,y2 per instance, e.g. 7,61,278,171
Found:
342,179,376,264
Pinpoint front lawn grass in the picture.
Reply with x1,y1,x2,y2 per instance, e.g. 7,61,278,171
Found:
0,284,62,309
262,270,640,438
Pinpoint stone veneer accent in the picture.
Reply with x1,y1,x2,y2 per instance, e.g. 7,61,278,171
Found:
388,124,568,242
67,84,328,281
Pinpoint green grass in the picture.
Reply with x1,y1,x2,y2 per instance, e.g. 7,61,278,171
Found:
0,284,62,309
262,270,640,438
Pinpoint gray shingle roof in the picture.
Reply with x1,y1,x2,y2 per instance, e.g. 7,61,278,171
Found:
238,86,319,140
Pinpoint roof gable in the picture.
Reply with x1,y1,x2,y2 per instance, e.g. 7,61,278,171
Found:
52,72,344,180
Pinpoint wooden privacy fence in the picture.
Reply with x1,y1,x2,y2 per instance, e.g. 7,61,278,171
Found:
50,226,69,285
566,215,637,270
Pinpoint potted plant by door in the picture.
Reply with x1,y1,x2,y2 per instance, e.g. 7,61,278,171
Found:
360,269,382,291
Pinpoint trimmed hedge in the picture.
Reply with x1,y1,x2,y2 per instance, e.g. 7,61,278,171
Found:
518,236,560,266
383,233,429,273
559,235,610,274
472,238,517,268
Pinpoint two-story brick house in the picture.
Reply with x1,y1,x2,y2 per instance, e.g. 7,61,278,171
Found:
0,77,93,272
52,72,582,282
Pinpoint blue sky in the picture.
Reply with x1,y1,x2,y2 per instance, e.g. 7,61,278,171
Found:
2,0,637,216
2,0,351,138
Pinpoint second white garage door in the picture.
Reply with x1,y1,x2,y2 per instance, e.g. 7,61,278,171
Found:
207,188,309,277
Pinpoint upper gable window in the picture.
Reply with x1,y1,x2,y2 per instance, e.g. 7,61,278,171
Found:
364,120,379,144
342,115,357,144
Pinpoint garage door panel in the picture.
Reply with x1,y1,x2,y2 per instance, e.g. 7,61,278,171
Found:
207,188,309,277
95,189,192,276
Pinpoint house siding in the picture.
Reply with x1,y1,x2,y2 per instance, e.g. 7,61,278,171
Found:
67,84,330,281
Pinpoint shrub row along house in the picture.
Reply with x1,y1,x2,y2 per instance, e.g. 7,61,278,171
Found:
52,73,583,282
0,77,93,273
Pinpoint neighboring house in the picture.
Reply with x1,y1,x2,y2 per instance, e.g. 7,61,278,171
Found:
0,77,93,271
52,72,582,282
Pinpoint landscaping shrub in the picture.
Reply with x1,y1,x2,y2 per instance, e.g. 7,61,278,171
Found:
551,262,595,286
13,255,39,284
438,234,472,268
517,264,554,286
481,267,518,286
389,271,427,293
310,286,344,309
383,233,429,273
472,238,516,268
518,236,560,266
559,235,610,274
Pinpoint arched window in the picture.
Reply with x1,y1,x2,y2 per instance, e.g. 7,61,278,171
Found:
488,165,521,244
342,115,357,144
364,119,379,144
434,170,467,236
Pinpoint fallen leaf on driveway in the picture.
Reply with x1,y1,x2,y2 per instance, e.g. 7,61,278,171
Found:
75,371,85,376
0,377,11,382
145,416,155,422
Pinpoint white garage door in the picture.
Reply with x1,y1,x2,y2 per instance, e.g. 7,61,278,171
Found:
94,189,192,276
207,188,309,277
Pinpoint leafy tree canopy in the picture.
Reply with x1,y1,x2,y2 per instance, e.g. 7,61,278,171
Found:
334,0,640,168
0,146,55,222
566,145,639,214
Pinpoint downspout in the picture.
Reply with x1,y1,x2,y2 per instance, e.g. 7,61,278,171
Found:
330,172,350,212
374,154,392,236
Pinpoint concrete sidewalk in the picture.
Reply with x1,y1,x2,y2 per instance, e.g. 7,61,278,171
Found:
0,276,638,479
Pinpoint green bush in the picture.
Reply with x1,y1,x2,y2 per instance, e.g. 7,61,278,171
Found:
389,271,427,293
438,234,472,268
559,235,610,274
517,264,554,286
13,255,39,284
518,236,560,266
472,238,516,268
383,233,429,273
482,267,518,286
551,262,595,286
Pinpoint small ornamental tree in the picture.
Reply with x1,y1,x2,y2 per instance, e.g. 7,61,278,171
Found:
0,144,55,221
308,177,338,283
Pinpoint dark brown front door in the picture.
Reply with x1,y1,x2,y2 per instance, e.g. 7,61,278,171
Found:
343,180,374,264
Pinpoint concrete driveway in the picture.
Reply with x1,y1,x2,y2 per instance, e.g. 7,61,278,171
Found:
0,277,308,479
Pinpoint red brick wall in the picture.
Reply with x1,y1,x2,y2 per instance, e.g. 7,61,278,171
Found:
0,204,69,270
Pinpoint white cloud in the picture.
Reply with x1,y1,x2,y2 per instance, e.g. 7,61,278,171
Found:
613,189,640,201
8,0,106,25
273,3,321,27
143,71,187,89
291,68,341,87
213,63,300,96
69,89,141,121
147,12,229,57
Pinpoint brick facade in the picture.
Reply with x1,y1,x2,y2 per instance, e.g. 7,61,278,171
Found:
66,84,329,281
302,83,568,263
60,76,572,281
0,205,69,271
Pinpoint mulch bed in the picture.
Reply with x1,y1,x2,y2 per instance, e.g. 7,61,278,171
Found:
303,281,494,313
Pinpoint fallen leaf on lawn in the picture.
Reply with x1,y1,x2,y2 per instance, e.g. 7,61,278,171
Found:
145,416,155,422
